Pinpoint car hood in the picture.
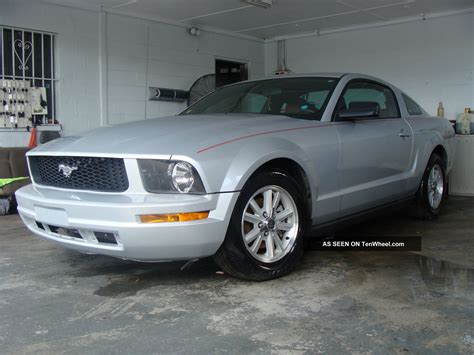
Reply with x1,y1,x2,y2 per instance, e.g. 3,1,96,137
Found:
30,114,317,157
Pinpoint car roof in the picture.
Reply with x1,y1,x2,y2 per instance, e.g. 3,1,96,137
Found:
260,72,389,81
224,73,344,87
243,72,391,83
246,72,398,91
274,72,346,78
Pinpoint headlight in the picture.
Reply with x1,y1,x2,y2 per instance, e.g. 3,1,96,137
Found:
168,161,195,193
137,159,205,194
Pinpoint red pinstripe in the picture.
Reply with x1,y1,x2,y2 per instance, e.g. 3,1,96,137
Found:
196,122,348,154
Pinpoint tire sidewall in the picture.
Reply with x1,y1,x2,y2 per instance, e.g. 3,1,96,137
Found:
419,154,447,217
224,170,306,277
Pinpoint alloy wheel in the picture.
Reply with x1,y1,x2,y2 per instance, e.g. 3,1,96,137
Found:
241,185,299,263
427,164,444,209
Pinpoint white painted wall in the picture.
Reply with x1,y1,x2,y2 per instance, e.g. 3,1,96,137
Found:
2,1,472,149
264,12,474,120
1,0,102,146
0,1,264,146
106,13,264,125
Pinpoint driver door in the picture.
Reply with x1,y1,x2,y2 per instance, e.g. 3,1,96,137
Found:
334,80,414,216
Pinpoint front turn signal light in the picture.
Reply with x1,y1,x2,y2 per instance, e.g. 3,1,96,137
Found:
139,211,209,223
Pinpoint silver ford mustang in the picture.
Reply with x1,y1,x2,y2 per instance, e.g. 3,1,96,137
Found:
16,73,455,280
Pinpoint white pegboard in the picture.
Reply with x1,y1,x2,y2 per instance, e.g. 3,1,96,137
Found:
0,79,34,129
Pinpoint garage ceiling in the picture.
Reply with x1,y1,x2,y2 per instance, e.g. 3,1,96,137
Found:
43,0,474,39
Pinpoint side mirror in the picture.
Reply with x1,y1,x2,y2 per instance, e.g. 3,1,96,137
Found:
338,108,379,121
337,101,380,121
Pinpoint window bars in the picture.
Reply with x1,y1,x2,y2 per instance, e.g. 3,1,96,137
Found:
0,25,57,127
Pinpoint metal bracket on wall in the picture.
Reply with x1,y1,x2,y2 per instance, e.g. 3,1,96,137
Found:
148,87,188,102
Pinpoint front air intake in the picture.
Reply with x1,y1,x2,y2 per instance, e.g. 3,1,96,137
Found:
29,156,129,192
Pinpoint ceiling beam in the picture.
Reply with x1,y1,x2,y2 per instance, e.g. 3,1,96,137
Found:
266,7,474,42
336,0,387,20
40,0,264,42
236,10,359,33
181,5,253,21
237,0,418,33
104,7,265,42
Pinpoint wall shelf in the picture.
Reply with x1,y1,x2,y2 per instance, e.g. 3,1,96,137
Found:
449,135,474,196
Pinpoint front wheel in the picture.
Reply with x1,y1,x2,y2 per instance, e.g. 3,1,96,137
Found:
415,153,447,220
213,170,306,281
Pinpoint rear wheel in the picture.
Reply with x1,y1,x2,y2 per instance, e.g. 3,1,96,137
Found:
213,170,306,281
415,153,447,220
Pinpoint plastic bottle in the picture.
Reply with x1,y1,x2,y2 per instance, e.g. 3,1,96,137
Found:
437,102,444,118
457,108,471,135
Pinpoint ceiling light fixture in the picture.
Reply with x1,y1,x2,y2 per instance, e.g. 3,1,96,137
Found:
188,27,201,36
241,0,273,9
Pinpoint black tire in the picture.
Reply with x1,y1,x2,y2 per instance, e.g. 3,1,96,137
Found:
414,153,447,220
213,170,307,281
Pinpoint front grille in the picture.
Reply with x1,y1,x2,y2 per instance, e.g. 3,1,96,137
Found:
29,156,129,192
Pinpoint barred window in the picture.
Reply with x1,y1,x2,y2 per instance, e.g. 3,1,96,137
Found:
1,25,57,126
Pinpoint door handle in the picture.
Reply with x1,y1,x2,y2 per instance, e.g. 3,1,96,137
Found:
399,130,411,138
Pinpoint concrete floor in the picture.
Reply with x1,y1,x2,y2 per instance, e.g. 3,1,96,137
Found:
1,197,473,354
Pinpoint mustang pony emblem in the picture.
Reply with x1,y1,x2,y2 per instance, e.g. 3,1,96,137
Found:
58,164,78,178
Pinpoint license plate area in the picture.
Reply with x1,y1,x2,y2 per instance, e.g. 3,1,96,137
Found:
35,206,68,226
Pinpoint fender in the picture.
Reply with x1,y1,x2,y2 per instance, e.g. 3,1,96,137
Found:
418,129,451,174
220,135,320,209
405,119,454,194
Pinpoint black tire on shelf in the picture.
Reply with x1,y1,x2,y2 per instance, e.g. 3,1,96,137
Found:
414,153,447,220
213,170,307,281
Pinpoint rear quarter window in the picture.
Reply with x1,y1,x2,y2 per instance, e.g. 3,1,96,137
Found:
402,94,423,116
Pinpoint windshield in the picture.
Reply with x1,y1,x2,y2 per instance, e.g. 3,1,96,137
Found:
181,77,339,120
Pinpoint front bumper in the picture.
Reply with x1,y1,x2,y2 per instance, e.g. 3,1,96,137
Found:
16,184,239,261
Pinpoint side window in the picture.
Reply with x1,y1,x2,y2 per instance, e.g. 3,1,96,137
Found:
402,94,423,116
337,81,400,119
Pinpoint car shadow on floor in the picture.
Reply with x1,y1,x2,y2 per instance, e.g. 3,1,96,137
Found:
60,247,473,303
55,196,473,298
60,251,222,297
